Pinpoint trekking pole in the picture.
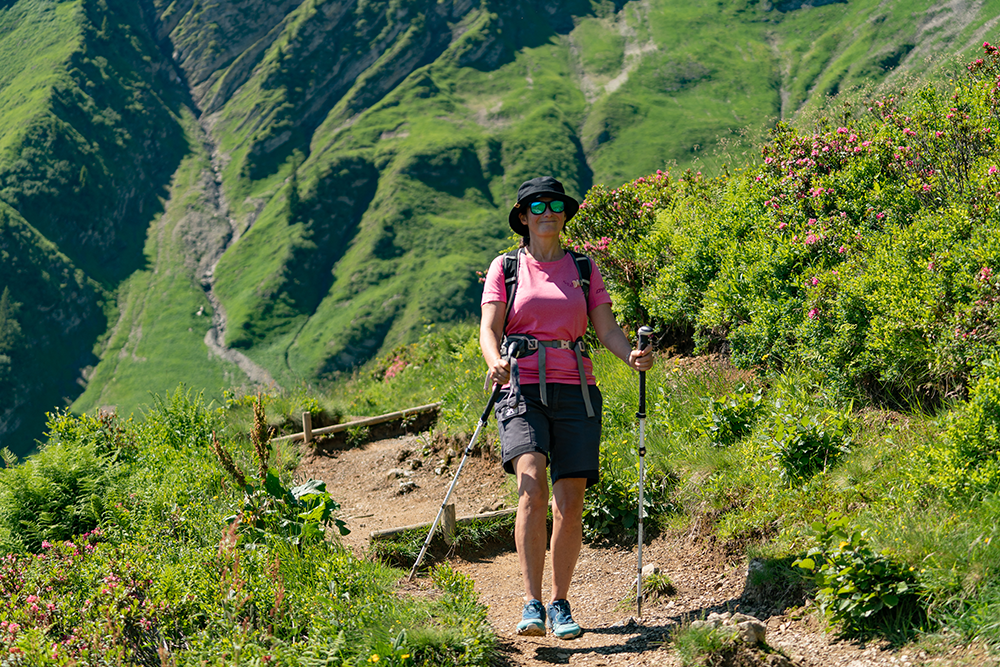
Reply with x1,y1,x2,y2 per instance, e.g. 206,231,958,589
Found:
635,325,654,619
407,382,503,581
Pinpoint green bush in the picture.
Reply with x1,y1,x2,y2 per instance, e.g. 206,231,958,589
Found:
210,396,349,548
0,389,496,667
564,171,676,331
767,404,852,485
583,449,673,544
908,355,1000,497
0,409,134,552
696,384,764,446
794,512,924,638
565,42,1000,402
945,356,1000,472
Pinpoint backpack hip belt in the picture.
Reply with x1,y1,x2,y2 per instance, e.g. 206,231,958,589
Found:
503,334,595,418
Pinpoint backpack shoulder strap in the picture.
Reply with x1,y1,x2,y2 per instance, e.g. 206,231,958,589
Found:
566,250,592,313
501,249,521,335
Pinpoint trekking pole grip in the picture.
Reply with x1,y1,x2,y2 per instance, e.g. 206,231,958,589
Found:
637,326,653,418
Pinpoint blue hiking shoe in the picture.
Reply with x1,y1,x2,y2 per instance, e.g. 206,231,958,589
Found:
546,599,582,640
516,599,546,636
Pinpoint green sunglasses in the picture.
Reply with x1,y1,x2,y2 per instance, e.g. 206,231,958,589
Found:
528,199,566,215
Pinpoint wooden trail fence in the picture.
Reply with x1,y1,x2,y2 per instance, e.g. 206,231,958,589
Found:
272,402,442,445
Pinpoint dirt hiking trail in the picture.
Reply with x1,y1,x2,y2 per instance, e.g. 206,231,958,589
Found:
295,431,995,667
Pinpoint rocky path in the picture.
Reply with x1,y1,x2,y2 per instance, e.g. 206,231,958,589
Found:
295,431,993,667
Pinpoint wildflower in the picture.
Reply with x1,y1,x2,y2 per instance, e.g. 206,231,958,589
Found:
369,655,380,663
805,233,818,245
837,127,848,134
41,540,52,549
990,166,999,175
26,595,37,604
7,623,19,635
807,218,816,225
811,277,819,286
778,222,787,230
839,246,847,254
808,308,819,319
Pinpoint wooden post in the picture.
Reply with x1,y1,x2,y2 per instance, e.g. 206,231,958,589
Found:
442,503,456,546
302,411,313,444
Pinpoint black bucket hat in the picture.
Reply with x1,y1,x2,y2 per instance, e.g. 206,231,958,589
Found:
508,176,580,236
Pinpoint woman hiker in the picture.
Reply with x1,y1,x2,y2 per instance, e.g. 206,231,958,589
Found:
479,176,653,640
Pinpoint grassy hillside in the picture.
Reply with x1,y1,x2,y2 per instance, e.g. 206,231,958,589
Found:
6,21,1000,666
0,0,190,455
70,112,244,419
201,0,1000,389
3,0,1000,455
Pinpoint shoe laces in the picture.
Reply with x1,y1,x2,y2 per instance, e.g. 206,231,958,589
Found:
548,599,573,623
523,599,544,617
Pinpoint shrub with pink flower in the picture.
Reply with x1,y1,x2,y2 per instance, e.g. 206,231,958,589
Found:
564,170,676,330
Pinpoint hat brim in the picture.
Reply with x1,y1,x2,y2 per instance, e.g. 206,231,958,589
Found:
508,191,580,236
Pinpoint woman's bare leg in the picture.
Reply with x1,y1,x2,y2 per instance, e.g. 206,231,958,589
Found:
514,452,549,602
549,477,586,601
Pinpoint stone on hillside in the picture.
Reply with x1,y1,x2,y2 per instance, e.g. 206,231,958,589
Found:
386,468,406,480
707,611,731,627
690,612,767,645
737,619,767,645
479,500,505,512
397,479,417,495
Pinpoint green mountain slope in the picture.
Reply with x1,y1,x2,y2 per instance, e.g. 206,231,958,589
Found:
2,0,999,454
0,0,194,454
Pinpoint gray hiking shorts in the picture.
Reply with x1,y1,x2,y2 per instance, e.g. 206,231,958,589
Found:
495,383,603,487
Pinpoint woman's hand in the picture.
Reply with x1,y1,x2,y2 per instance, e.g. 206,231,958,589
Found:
487,357,511,385
628,345,654,372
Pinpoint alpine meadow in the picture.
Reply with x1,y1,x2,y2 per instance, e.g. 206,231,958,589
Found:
5,0,1000,664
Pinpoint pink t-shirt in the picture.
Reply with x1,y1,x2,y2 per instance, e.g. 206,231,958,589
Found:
481,251,613,385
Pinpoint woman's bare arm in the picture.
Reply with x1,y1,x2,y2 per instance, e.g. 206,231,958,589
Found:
589,303,653,371
480,301,511,385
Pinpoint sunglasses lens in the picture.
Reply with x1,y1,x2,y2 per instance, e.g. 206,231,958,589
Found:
528,200,566,214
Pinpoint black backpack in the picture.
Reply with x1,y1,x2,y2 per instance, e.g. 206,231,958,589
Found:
501,248,592,333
